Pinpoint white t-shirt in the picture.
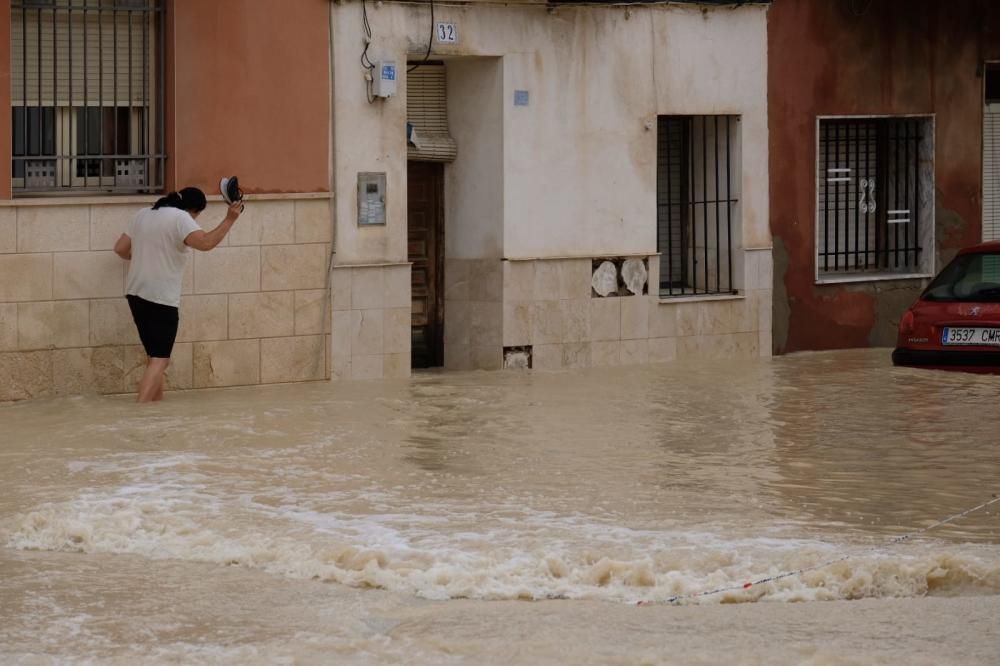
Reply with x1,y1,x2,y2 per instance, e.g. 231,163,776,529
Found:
125,207,202,307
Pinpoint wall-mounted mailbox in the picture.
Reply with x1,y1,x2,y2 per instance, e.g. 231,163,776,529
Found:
357,172,387,226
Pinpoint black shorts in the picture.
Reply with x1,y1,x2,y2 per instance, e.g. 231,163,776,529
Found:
126,295,179,359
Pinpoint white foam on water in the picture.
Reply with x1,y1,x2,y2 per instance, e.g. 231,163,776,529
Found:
5,479,999,605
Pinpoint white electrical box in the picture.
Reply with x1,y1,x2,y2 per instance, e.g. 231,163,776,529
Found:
358,172,387,226
372,61,397,98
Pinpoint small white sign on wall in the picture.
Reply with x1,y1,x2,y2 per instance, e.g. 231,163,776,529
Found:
436,22,457,44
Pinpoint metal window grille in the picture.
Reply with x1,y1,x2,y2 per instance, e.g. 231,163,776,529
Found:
817,117,928,275
656,115,740,297
10,0,164,195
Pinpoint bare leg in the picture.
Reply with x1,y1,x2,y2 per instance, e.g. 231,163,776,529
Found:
152,370,167,402
137,357,170,403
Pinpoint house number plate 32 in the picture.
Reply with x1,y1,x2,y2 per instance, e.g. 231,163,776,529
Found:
436,22,457,43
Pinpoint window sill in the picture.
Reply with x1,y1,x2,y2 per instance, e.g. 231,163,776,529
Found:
504,252,652,262
658,292,743,304
816,273,932,285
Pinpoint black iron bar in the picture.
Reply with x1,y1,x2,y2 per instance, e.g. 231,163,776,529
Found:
69,1,75,185
157,0,165,188
714,116,721,292
143,0,149,186
684,118,692,295
128,7,133,185
666,118,674,296
113,3,118,189
98,0,104,182
864,121,871,269
701,116,708,294
853,122,859,269
726,116,733,293
824,121,830,273
84,0,90,187
886,121,899,269
875,121,883,269
904,119,911,269
21,6,27,182
36,6,41,180
835,121,841,271
52,4,57,186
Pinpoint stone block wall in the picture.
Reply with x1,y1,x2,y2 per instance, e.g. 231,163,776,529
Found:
329,263,412,380
0,195,333,401
444,258,502,371
499,250,773,370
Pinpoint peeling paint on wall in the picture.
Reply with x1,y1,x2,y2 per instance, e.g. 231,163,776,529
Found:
769,0,1000,353
772,236,791,354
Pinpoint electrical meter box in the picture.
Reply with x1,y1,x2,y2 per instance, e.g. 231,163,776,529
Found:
357,172,387,226
372,61,397,98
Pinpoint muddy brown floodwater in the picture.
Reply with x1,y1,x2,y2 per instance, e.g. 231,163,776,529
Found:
1,349,999,664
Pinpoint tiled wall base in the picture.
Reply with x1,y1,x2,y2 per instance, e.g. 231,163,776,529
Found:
330,263,412,380
444,258,502,371
0,335,331,402
0,196,334,401
501,254,772,371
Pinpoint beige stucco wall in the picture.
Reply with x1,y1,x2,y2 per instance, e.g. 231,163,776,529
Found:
331,2,769,257
445,57,504,261
0,195,332,401
329,1,772,374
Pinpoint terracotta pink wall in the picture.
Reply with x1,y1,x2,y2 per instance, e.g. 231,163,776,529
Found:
168,0,330,195
769,0,1000,353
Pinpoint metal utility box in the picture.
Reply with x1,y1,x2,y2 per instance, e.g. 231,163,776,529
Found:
373,61,397,98
357,172,387,226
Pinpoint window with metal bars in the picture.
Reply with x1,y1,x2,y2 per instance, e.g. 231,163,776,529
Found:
656,115,741,297
10,0,164,195
816,117,933,278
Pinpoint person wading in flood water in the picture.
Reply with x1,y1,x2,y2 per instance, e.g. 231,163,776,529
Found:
113,187,244,402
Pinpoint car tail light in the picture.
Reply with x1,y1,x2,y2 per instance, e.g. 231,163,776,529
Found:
899,309,916,336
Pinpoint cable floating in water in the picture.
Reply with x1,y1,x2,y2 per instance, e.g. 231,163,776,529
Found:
638,493,1000,606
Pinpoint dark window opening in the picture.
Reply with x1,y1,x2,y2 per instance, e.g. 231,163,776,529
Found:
11,106,55,180
656,115,740,297
817,117,929,276
986,65,1000,104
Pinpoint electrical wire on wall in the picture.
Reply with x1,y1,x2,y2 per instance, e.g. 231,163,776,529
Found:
408,0,435,73
361,0,376,103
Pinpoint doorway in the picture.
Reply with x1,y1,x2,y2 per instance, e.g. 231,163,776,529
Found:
407,161,445,368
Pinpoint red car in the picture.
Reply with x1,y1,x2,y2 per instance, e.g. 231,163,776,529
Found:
892,242,1000,373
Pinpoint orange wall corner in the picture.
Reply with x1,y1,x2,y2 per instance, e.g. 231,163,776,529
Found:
170,0,331,196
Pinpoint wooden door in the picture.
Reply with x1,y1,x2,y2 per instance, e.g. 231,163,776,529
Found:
407,161,444,368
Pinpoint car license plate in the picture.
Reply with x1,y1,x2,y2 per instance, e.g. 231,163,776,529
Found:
941,327,1000,346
